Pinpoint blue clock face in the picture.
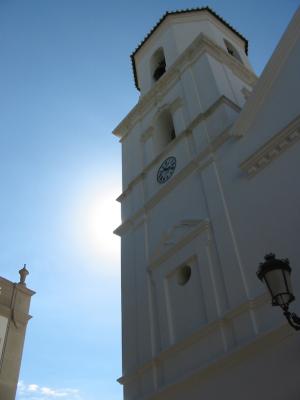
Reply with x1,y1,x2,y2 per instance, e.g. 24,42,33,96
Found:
157,156,176,184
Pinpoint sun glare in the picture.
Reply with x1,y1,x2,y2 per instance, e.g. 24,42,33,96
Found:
86,189,120,260
70,181,121,272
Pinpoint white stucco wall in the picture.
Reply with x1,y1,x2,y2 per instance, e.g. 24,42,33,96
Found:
115,7,300,400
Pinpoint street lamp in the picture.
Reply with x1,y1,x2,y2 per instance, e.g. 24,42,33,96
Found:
257,253,300,331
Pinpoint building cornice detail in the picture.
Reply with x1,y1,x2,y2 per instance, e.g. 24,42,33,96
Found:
0,278,35,297
16,283,36,297
114,97,236,237
116,95,239,204
150,96,183,128
113,33,256,140
117,292,284,389
114,127,232,237
240,115,300,177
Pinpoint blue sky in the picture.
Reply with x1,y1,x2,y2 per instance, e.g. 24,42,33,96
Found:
0,1,298,399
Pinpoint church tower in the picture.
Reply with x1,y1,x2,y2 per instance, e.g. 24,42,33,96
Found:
113,7,263,399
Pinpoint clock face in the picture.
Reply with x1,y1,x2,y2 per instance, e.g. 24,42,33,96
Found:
157,156,176,184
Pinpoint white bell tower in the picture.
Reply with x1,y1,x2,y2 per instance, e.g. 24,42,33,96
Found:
113,7,259,400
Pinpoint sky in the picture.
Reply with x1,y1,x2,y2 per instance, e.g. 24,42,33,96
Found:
0,0,299,399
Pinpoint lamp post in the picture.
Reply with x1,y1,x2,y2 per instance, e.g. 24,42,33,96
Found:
257,253,300,331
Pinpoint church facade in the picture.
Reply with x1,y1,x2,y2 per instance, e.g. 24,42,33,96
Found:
114,7,300,400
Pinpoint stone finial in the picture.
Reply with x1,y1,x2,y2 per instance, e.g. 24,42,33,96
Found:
19,264,29,286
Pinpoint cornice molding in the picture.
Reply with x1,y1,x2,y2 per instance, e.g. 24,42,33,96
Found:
151,96,183,127
240,115,300,177
117,292,282,389
0,278,35,297
114,97,236,237
16,283,36,297
116,95,239,204
113,33,256,140
169,97,183,113
114,124,232,237
120,324,291,399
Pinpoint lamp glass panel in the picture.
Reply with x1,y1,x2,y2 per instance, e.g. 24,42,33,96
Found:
264,269,292,306
264,269,287,295
283,269,293,295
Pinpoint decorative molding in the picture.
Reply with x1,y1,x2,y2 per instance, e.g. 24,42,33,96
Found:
114,125,232,237
240,115,300,177
169,97,183,113
117,95,239,201
121,324,291,400
16,283,36,297
150,219,210,268
0,278,35,298
117,292,278,388
114,219,134,237
151,96,182,125
113,33,257,140
189,96,240,134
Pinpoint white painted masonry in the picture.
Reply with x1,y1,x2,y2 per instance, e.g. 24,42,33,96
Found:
114,7,300,400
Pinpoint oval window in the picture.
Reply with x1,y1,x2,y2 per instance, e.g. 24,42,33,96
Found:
177,265,192,285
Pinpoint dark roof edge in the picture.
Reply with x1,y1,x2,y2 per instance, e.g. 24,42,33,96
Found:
130,6,249,91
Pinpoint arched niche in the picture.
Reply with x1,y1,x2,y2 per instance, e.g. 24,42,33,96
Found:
155,109,176,151
224,39,243,64
151,48,166,83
